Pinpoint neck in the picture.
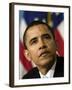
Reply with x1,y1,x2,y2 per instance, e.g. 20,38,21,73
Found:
37,58,56,75
38,67,49,75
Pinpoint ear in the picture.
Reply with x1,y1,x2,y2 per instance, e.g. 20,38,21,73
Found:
23,50,31,61
55,41,59,56
54,39,58,50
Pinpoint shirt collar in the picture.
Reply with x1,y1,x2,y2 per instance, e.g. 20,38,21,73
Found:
39,60,56,78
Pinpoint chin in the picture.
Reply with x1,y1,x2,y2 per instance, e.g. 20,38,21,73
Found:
39,57,54,66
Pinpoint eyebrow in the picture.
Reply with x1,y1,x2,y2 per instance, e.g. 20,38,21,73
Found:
29,33,52,43
42,33,51,37
29,37,37,44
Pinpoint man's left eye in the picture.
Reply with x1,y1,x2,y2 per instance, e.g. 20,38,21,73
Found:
44,35,51,39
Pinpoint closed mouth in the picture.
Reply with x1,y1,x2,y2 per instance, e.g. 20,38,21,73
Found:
39,51,50,57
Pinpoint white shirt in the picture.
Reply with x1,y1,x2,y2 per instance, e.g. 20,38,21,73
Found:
39,61,56,78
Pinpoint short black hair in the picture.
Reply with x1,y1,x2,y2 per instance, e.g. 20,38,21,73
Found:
23,20,55,49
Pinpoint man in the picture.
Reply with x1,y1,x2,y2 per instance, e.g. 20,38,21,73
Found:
22,21,64,79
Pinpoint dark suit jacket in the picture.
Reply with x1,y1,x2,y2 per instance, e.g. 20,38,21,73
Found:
22,57,64,79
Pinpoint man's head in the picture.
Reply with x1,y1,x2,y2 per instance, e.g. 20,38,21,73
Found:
23,21,57,69
23,21,55,49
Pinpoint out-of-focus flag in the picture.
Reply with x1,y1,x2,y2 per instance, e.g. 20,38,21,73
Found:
19,11,64,79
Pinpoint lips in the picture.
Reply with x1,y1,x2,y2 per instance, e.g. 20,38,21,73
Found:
39,51,51,57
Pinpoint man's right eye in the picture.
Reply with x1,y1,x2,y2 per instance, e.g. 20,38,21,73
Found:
30,39,37,45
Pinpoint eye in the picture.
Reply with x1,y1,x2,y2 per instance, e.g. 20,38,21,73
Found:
31,40,37,44
30,39,38,45
43,34,51,39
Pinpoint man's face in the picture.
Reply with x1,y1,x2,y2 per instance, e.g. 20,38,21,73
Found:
24,24,57,68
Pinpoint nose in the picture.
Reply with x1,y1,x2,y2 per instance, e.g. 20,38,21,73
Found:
39,38,47,50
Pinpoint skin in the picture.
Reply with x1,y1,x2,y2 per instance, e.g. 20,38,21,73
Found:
24,24,57,75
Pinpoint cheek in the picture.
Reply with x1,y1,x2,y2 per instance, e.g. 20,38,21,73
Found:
29,49,38,59
29,50,39,65
48,41,56,52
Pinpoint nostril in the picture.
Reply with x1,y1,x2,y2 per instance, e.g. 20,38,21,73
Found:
39,45,47,50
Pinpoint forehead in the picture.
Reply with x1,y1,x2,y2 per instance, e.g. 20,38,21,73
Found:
26,24,53,39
